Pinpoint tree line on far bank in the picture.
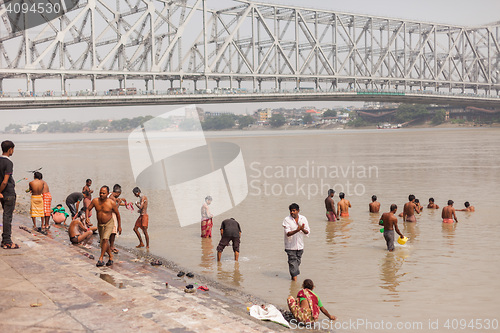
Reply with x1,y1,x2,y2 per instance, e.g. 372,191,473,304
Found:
5,104,491,133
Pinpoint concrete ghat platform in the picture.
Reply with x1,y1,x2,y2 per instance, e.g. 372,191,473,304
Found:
0,217,287,333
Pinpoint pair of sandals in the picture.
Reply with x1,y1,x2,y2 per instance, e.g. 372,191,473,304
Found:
177,271,194,278
96,259,113,267
1,242,19,249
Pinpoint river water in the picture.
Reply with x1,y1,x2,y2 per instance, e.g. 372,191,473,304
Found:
8,127,500,332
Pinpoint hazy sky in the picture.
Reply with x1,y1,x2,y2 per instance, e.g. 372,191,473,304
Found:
1,0,499,129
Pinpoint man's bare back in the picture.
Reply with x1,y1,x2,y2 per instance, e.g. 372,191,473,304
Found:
337,198,351,217
29,179,44,195
442,202,458,223
403,201,419,222
41,180,50,194
369,201,380,213
69,219,87,238
381,212,398,231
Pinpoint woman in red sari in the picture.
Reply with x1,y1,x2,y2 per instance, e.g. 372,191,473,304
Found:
287,279,336,323
200,196,213,238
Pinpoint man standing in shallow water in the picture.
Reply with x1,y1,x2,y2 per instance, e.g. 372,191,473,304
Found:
402,194,420,222
369,195,381,213
337,192,351,217
86,186,121,267
324,189,338,221
283,203,310,281
380,204,404,252
442,200,458,223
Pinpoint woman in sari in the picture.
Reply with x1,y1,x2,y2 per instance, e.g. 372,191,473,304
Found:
201,196,213,238
287,279,336,323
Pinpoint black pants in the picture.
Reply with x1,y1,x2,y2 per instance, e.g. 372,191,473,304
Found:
1,195,16,244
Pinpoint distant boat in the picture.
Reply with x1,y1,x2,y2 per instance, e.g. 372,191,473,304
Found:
377,123,402,129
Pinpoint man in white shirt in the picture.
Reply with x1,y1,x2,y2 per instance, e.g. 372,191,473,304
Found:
283,203,310,281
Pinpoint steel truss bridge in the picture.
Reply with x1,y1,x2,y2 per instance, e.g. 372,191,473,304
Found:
0,0,499,109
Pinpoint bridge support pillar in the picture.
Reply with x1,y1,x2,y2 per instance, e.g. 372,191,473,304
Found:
32,79,35,94
0,79,3,93
91,75,96,93
152,76,156,91
60,75,65,94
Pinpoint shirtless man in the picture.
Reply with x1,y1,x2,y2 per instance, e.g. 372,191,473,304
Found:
442,200,458,223
427,197,439,209
369,195,381,213
324,189,338,221
108,184,127,254
336,192,351,218
402,194,420,222
28,172,44,230
68,211,97,244
458,201,475,212
86,186,121,267
82,179,93,216
380,204,404,251
41,176,52,230
415,199,423,212
133,187,149,249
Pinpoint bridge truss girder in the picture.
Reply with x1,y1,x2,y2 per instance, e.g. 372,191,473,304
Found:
0,0,499,95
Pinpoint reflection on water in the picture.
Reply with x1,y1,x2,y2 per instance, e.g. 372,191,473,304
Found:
216,261,243,287
441,222,457,247
379,250,409,304
402,221,420,243
199,237,215,272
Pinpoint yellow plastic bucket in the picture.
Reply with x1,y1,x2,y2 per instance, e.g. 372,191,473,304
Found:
397,236,408,245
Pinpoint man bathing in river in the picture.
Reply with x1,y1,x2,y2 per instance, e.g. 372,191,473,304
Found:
86,186,121,267
68,210,97,244
336,192,351,218
283,203,310,281
402,194,420,222
458,201,475,212
369,195,381,213
442,200,458,223
133,187,149,249
427,197,439,209
380,204,404,252
324,189,338,221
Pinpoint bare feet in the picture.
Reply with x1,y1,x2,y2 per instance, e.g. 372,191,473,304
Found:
291,276,297,281
112,248,119,254
136,243,144,248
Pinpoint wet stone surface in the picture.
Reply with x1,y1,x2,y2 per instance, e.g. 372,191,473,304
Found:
0,216,287,332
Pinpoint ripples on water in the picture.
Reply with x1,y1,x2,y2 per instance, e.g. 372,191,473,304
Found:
10,128,500,330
